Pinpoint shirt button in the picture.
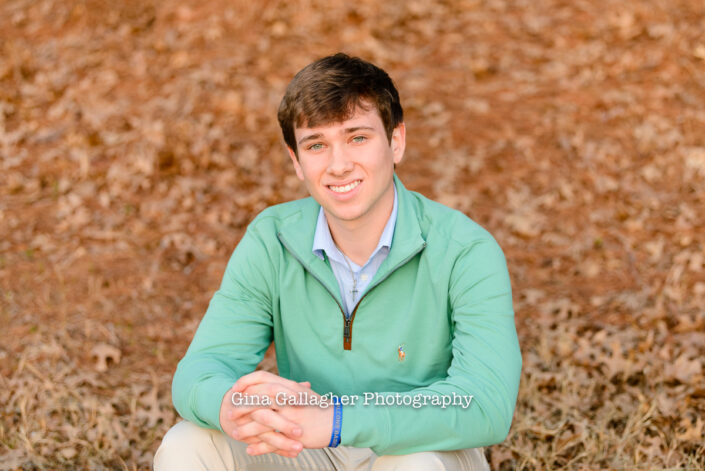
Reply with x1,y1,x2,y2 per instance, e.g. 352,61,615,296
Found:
361,274,369,281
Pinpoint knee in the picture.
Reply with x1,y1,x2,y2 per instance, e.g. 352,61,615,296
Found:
154,420,216,469
372,452,446,471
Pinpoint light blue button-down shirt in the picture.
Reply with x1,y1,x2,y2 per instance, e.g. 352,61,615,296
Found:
312,185,398,318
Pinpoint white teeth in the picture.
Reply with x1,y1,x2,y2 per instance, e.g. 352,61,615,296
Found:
329,180,361,193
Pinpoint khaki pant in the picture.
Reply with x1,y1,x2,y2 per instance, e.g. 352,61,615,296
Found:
154,421,490,471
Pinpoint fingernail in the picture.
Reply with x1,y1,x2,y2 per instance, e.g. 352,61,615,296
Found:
292,443,302,451
292,427,302,436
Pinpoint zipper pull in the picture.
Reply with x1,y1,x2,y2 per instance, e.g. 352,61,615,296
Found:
344,317,351,339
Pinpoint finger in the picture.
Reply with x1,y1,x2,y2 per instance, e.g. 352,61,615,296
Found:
234,371,309,394
228,421,278,446
239,436,299,458
235,414,255,426
241,436,262,446
223,410,261,439
232,371,278,392
232,413,264,433
242,381,309,403
228,385,266,411
273,449,301,458
246,431,303,456
239,382,292,407
231,410,302,444
245,408,302,439
227,397,262,422
231,420,272,441
245,440,301,458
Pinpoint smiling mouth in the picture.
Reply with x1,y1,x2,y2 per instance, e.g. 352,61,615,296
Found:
328,180,361,193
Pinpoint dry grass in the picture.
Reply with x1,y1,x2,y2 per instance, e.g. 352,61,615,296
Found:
1,0,704,469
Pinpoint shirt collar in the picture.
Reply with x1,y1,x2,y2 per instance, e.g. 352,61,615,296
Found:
313,183,398,264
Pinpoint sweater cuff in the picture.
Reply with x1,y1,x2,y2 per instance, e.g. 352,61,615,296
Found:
193,376,236,432
340,399,391,451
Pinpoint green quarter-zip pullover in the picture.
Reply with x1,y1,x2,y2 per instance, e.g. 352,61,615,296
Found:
172,175,522,455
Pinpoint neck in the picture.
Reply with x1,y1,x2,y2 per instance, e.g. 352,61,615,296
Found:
327,185,395,266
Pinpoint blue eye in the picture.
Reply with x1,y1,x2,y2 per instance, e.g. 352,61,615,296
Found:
308,143,324,151
352,136,367,143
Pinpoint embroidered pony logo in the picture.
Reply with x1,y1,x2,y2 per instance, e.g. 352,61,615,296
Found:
397,344,406,362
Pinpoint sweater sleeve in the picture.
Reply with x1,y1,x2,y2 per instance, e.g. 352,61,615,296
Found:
171,224,275,432
340,237,522,455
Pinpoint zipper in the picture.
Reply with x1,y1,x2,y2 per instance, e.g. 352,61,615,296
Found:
278,232,426,351
342,241,426,350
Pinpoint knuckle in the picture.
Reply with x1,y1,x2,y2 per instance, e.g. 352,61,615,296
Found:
260,443,275,453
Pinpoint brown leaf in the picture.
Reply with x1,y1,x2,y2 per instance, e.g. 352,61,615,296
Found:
90,344,121,373
664,354,703,385
676,416,704,442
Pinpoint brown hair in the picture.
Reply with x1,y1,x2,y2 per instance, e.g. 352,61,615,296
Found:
278,53,404,157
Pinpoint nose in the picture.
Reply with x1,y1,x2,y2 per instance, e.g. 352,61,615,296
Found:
327,144,354,176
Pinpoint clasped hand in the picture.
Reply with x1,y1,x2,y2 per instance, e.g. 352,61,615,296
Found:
219,371,334,458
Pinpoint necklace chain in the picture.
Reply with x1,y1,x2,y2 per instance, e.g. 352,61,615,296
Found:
341,253,358,303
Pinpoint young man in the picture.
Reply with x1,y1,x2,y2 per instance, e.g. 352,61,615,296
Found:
155,53,521,470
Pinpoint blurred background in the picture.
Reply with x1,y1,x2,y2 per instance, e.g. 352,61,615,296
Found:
1,0,704,469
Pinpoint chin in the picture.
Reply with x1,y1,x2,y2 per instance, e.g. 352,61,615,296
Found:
327,207,364,222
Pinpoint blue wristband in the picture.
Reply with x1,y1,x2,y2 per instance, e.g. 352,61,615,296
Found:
328,396,342,447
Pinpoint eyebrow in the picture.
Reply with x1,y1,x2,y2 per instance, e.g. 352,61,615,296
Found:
297,126,376,146
343,126,375,134
297,133,323,146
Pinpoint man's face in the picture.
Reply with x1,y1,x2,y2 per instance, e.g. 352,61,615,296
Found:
287,105,405,231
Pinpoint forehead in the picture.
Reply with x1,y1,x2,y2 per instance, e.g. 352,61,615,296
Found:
294,105,384,135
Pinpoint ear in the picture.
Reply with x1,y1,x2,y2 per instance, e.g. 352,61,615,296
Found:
391,123,406,165
287,146,304,181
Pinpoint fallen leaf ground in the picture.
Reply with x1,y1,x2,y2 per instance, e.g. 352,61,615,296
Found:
1,0,704,469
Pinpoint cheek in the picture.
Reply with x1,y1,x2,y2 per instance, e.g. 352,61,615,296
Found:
308,159,331,176
299,165,324,188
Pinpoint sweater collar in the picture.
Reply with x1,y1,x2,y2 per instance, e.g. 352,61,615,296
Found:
277,175,426,297
312,183,398,266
